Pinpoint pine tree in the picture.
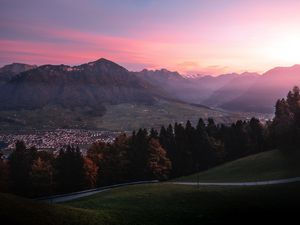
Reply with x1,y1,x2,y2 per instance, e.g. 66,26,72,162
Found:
30,157,53,197
8,141,37,196
55,145,85,193
0,154,9,192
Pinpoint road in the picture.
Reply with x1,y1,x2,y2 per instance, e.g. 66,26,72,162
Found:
36,180,158,203
172,176,300,186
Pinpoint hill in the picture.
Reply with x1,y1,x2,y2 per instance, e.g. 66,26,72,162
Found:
177,149,300,182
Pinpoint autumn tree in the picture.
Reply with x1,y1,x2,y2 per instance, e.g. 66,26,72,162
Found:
146,138,172,180
83,157,98,188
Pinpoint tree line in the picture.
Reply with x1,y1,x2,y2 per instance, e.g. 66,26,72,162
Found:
0,87,299,197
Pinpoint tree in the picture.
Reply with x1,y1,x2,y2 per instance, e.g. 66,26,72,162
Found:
206,118,218,138
0,154,9,192
128,129,149,180
248,118,265,154
272,86,300,149
150,128,159,139
30,157,53,197
146,138,172,180
98,134,131,185
286,86,300,147
83,157,98,188
55,146,85,193
8,141,37,196
194,120,218,171
196,118,206,131
174,123,191,176
87,141,106,185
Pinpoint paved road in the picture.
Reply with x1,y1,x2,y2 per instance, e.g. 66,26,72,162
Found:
36,180,158,203
172,176,300,186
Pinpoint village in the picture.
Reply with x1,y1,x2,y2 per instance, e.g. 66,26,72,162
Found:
0,129,121,151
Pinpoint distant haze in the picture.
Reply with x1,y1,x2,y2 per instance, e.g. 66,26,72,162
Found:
1,0,300,75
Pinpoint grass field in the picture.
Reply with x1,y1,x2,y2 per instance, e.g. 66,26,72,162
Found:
0,192,108,225
1,182,299,225
177,149,300,182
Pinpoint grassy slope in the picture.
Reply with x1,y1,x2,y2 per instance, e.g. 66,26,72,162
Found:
1,183,300,225
66,183,300,224
177,149,300,182
0,192,109,225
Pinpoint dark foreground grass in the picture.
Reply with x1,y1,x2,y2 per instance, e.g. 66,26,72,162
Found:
65,182,300,225
0,192,111,225
1,182,299,225
177,149,300,182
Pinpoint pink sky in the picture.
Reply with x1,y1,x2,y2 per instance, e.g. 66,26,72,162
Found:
1,0,300,75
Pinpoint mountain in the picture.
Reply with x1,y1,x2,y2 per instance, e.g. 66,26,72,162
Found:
135,68,185,85
202,72,259,108
185,73,243,103
135,68,191,99
136,66,300,114
136,70,243,104
136,70,260,106
222,65,300,113
0,63,36,84
0,58,156,113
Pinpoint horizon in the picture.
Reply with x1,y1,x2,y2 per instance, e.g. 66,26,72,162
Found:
1,0,300,75
2,57,300,77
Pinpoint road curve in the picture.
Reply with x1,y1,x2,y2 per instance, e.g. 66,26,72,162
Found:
36,180,158,203
172,176,300,187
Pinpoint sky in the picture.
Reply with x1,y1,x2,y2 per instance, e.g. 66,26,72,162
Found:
1,0,300,75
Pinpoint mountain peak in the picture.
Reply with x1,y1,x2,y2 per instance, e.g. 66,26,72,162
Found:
88,58,118,66
0,63,37,74
83,58,128,72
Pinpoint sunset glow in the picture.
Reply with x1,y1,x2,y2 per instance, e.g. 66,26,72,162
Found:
1,0,300,75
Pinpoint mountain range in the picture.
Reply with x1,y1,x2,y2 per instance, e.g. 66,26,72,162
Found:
221,65,300,112
0,58,299,120
0,59,160,114
137,65,300,113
